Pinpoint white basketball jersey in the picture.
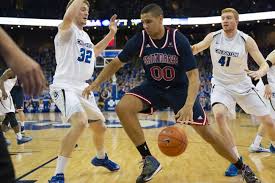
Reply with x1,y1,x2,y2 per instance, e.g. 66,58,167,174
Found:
210,30,251,86
52,24,96,91
4,78,17,93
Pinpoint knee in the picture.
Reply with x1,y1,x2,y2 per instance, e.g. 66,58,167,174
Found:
92,121,107,134
214,112,226,124
115,102,126,114
115,101,129,115
71,119,87,132
6,113,18,128
260,115,275,128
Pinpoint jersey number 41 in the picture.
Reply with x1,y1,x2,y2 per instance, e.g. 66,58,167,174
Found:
218,56,231,67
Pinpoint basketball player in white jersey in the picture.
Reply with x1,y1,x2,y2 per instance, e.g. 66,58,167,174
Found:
192,8,275,177
48,0,119,182
0,68,32,145
249,50,275,153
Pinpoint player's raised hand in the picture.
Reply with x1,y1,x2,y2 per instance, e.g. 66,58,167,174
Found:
175,105,193,125
264,84,272,99
82,82,100,99
109,14,118,34
245,69,262,80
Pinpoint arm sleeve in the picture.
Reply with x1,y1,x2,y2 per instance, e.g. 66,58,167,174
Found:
175,32,198,71
118,33,143,63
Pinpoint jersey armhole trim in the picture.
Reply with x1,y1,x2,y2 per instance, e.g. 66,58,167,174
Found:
173,29,180,56
139,31,145,57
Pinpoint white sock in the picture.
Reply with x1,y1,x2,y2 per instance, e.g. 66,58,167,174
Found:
16,132,22,140
21,121,25,127
96,150,106,159
253,134,262,147
55,156,69,175
232,146,240,158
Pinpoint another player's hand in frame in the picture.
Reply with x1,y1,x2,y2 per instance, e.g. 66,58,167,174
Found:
245,69,263,80
82,82,100,99
0,28,46,96
264,84,272,99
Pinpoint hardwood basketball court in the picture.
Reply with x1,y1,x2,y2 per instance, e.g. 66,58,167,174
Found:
5,111,275,183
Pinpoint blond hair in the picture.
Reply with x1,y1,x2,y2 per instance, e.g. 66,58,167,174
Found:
221,8,239,21
66,0,90,10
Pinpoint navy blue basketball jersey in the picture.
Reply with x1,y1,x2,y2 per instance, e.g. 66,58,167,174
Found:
139,28,186,88
118,28,197,89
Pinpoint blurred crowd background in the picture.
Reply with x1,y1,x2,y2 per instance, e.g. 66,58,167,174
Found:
0,0,274,113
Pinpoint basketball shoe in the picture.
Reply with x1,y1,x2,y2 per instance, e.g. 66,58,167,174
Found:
48,173,64,183
136,156,162,183
91,153,120,171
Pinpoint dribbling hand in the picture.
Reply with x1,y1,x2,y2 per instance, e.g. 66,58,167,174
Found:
175,105,193,125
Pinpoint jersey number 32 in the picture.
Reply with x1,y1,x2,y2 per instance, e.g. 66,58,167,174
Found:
77,48,93,63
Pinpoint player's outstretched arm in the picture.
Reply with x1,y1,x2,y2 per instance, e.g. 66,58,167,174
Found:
60,0,85,31
246,36,268,80
82,57,124,98
0,27,46,96
93,14,118,57
191,32,214,55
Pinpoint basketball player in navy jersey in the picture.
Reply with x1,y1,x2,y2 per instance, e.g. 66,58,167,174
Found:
83,4,260,183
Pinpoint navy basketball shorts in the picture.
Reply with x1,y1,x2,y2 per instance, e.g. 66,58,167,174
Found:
126,82,208,125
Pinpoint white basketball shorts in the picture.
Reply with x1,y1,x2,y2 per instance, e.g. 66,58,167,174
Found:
211,81,269,119
50,86,105,124
0,91,15,115
255,81,275,119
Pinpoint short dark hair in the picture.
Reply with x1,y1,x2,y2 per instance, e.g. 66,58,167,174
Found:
66,0,90,10
141,3,163,17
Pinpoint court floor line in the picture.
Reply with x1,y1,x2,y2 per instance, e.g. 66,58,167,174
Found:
15,156,57,181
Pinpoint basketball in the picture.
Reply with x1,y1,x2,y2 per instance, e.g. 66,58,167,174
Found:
158,126,188,157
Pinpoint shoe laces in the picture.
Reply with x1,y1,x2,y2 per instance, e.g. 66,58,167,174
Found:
242,166,260,182
138,158,151,175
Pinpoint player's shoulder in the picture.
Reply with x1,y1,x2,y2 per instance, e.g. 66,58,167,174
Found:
126,31,143,45
212,30,222,38
237,30,250,42
174,29,189,43
134,31,144,39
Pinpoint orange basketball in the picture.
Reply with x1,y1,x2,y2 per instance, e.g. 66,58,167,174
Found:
158,126,188,157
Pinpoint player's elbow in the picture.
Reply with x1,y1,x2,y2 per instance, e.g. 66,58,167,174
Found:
191,45,197,55
187,69,200,85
